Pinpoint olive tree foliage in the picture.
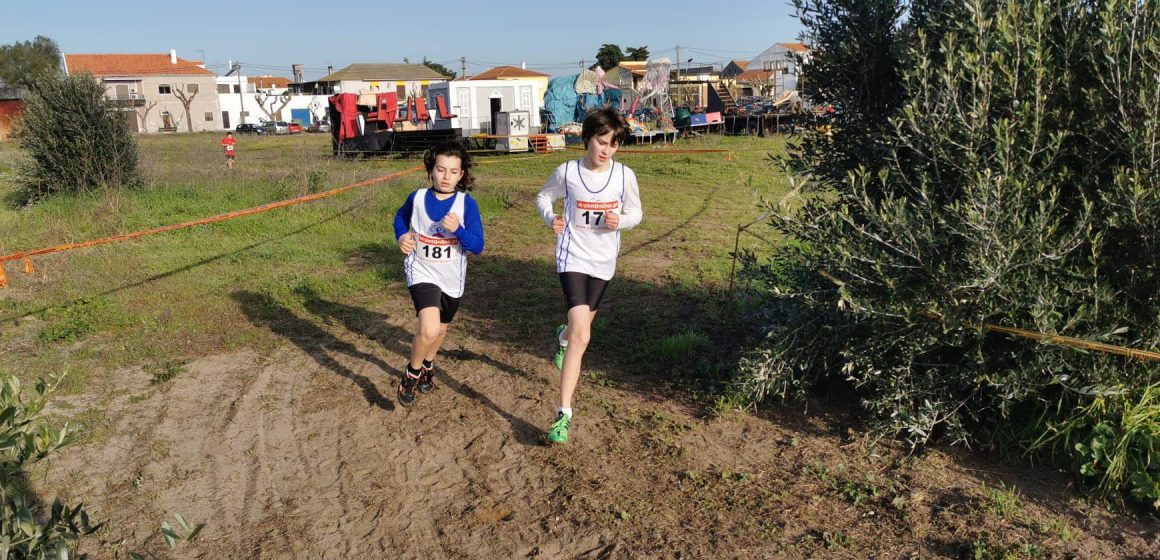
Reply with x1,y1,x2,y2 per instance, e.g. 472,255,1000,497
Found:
738,0,1160,505
15,72,140,205
0,375,100,558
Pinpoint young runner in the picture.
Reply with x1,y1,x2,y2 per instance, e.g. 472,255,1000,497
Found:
394,140,484,406
535,107,642,443
220,132,236,169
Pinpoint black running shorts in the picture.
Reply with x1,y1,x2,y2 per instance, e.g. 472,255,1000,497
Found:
408,283,461,323
559,272,610,311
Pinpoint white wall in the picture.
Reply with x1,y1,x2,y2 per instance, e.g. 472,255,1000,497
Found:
429,79,544,135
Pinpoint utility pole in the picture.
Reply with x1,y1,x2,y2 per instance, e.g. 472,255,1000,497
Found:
237,62,245,125
675,45,681,82
460,56,467,79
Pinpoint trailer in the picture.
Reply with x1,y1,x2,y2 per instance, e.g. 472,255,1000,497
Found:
427,79,544,136
327,91,460,156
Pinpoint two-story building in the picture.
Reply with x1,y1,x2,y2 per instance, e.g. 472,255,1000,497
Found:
738,42,811,98
64,50,221,133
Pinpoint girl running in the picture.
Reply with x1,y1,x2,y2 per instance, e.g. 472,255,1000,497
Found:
394,140,484,406
535,107,642,443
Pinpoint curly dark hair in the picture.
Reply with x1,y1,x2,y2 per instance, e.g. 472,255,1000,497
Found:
423,140,475,191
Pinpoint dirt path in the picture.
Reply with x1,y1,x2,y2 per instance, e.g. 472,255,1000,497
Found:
42,294,1159,559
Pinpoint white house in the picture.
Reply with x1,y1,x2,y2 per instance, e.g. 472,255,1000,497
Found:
428,78,545,135
217,71,331,128
739,42,811,97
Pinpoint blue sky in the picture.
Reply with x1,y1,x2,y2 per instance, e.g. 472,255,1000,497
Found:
3,0,802,80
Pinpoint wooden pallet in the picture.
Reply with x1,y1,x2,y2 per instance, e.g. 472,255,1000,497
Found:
529,134,555,154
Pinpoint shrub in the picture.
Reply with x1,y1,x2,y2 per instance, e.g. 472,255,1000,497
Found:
739,0,1160,506
15,71,139,204
0,374,99,557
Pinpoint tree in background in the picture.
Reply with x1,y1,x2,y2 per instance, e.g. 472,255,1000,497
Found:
171,82,199,133
0,36,61,91
422,57,456,78
737,0,1160,506
625,46,650,61
595,44,625,70
786,0,908,191
15,72,140,204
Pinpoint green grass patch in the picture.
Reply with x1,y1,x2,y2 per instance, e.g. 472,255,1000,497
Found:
1,132,792,397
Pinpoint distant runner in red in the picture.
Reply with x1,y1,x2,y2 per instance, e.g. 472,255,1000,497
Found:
220,132,236,169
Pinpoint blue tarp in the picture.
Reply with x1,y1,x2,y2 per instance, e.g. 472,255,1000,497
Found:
544,74,624,131
544,75,579,132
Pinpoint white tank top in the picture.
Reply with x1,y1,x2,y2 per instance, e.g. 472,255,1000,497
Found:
404,189,468,297
556,160,625,280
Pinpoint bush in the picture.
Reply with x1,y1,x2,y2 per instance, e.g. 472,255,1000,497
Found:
0,374,99,557
739,0,1160,506
15,71,139,204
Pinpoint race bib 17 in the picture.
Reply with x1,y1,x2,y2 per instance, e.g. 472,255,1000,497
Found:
572,200,619,231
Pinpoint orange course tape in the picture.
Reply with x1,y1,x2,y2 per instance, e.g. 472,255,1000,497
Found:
0,166,424,280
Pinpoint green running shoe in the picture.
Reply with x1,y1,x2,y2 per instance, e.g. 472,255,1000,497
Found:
553,324,567,370
546,412,571,444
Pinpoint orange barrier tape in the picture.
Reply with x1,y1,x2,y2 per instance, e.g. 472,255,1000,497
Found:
0,165,424,284
817,270,1160,362
564,145,781,154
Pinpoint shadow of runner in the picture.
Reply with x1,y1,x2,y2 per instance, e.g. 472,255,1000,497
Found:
435,367,544,447
233,291,395,411
293,288,544,446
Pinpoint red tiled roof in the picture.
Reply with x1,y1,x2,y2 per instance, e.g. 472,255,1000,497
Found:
249,76,291,88
64,54,215,77
779,43,811,53
468,66,549,80
737,69,775,83
730,60,749,69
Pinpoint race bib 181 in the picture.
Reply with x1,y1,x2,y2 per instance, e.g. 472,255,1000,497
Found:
416,234,461,263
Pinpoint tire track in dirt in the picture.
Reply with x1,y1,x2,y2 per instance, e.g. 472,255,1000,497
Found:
43,300,622,559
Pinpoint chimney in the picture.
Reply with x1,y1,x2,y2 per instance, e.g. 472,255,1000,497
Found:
170,49,177,64
327,65,334,76
292,64,304,83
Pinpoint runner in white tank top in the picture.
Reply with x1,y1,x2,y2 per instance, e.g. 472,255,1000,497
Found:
535,107,642,443
405,188,468,297
394,142,484,407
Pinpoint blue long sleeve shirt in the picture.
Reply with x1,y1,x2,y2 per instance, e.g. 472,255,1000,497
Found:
393,189,485,254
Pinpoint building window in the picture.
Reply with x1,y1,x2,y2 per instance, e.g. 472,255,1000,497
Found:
187,84,199,94
159,84,172,95
233,84,241,93
217,84,231,94
204,112,213,121
397,84,407,99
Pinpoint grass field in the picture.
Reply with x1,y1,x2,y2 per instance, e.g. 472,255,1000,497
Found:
0,132,1156,559
0,133,783,398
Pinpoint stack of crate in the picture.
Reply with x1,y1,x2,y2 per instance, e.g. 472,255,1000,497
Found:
529,134,565,154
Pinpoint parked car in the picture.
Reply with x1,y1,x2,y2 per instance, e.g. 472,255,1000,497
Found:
308,120,332,133
235,123,265,134
287,122,304,134
261,121,290,135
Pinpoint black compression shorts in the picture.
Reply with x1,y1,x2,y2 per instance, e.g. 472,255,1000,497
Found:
559,272,610,311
